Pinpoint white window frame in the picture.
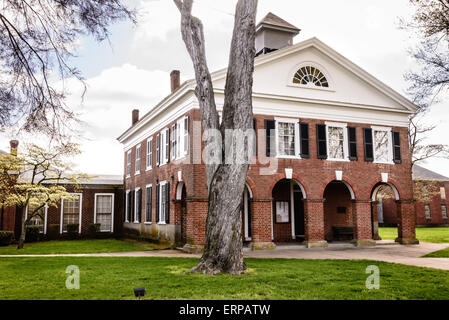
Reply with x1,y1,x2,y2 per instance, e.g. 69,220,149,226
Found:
325,122,349,162
134,187,141,223
183,116,189,157
372,126,394,164
442,205,447,219
60,193,83,234
146,138,153,171
25,204,48,234
158,181,168,225
126,150,132,178
145,184,153,225
135,145,141,175
125,190,130,222
94,193,115,233
159,129,168,166
172,117,189,161
275,117,301,159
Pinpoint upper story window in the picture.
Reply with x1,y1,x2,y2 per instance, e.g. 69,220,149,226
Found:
293,66,329,88
126,151,131,177
372,127,393,164
275,118,299,158
326,122,349,161
441,187,446,200
146,138,153,171
156,128,170,166
135,145,141,174
172,116,190,161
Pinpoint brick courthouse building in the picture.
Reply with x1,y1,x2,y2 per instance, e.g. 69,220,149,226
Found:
118,13,419,251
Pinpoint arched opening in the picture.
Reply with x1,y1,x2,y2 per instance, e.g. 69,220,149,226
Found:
323,181,354,242
242,184,252,242
371,182,400,240
272,179,306,242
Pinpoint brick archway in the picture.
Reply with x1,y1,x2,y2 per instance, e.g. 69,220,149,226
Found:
268,173,309,199
320,177,357,200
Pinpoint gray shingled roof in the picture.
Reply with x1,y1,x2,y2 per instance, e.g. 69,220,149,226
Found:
257,12,300,32
413,164,449,181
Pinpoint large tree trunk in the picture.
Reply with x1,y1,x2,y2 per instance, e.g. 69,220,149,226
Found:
17,207,26,249
175,0,257,274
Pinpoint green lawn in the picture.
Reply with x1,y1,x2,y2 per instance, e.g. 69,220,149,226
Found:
423,247,449,258
0,257,448,300
379,227,449,243
0,239,152,255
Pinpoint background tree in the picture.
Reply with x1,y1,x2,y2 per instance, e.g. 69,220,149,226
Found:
174,0,258,274
0,142,88,249
0,0,135,139
402,1,449,168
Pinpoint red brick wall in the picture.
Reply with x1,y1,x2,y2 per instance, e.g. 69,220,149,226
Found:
124,109,415,245
414,181,449,226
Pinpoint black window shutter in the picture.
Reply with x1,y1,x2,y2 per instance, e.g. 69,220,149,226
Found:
392,131,402,164
253,118,257,157
348,127,358,161
316,124,327,159
363,128,374,162
165,182,170,224
137,189,142,222
300,123,310,158
265,120,276,157
156,134,161,166
155,184,160,223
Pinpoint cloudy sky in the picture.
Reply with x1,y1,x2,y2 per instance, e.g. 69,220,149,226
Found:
1,0,448,176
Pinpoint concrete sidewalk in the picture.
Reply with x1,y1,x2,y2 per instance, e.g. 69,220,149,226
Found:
1,242,448,271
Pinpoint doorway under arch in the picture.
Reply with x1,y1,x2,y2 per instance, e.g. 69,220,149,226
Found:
272,179,306,242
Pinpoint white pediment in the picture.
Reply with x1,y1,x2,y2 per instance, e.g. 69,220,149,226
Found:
212,37,417,114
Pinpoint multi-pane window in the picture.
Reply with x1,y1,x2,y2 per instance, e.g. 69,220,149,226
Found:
146,138,153,170
135,145,141,174
293,66,329,88
425,205,431,220
278,122,296,156
125,190,131,222
95,194,114,232
183,117,189,156
327,126,345,160
442,205,447,219
126,151,131,177
172,123,178,160
275,119,300,158
61,194,81,233
158,129,169,166
372,127,392,163
134,188,142,223
160,183,167,223
441,187,446,200
27,205,46,233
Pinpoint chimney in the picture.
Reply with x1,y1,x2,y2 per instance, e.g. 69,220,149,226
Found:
170,70,180,93
255,13,300,57
132,109,139,126
10,140,18,156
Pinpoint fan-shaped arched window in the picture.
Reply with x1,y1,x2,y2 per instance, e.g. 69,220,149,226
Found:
293,66,329,88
